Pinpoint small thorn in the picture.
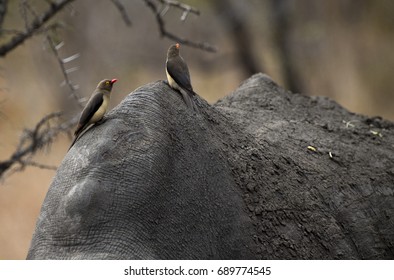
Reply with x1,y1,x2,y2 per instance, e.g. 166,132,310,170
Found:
55,41,64,50
160,4,170,16
65,67,79,74
62,53,80,63
180,10,189,21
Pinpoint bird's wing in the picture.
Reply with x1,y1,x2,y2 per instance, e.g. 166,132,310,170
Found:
78,92,104,128
166,57,193,92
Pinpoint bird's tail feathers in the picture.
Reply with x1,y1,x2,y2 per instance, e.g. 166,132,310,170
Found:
68,125,85,151
180,89,199,112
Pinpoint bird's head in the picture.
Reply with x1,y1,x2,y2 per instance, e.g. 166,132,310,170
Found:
167,43,180,58
97,78,117,92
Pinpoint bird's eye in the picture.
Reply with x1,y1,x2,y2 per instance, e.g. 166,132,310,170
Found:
106,81,110,85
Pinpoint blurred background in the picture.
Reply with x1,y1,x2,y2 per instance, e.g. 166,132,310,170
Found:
0,0,393,259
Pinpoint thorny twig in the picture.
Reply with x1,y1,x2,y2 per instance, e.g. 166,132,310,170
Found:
143,0,217,52
0,112,78,178
0,0,76,57
19,0,31,31
19,160,58,171
19,0,39,30
0,0,78,180
46,35,84,108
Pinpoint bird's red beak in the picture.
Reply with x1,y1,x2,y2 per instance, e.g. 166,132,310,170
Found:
175,43,180,49
111,79,118,84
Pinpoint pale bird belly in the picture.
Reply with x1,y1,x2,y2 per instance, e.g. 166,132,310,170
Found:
166,68,180,90
89,96,109,124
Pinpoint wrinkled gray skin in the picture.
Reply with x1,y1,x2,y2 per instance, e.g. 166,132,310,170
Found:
28,74,394,259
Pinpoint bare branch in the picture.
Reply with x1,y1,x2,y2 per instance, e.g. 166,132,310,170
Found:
0,112,77,178
142,0,217,52
110,0,132,26
0,0,75,57
19,0,40,31
19,0,30,31
213,0,261,77
19,160,58,171
22,0,39,19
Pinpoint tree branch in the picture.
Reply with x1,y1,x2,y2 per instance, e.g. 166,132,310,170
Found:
142,0,217,52
110,0,132,26
0,112,77,178
213,0,261,77
0,0,75,57
46,35,84,108
19,0,39,31
269,0,303,93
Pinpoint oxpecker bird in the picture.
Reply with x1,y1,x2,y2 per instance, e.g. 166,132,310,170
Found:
69,78,117,150
166,43,196,110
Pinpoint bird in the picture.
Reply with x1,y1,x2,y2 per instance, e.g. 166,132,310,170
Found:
166,43,197,110
68,78,117,150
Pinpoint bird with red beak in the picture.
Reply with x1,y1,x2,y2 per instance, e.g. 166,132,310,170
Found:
69,78,117,150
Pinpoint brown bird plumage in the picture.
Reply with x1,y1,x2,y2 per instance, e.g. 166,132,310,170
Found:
69,78,117,150
166,43,196,110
